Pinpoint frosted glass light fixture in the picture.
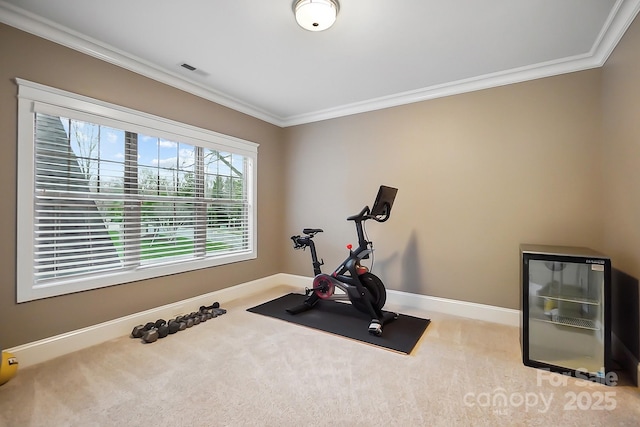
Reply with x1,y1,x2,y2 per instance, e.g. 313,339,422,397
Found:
294,0,340,32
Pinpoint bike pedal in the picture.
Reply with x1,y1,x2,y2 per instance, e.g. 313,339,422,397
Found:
368,320,382,336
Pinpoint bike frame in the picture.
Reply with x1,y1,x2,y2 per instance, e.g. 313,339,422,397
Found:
307,207,372,301
288,185,398,336
293,206,381,315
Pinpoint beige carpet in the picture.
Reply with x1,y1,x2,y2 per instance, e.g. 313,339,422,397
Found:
1,284,639,426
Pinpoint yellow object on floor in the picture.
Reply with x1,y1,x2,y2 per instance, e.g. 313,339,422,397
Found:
0,351,18,386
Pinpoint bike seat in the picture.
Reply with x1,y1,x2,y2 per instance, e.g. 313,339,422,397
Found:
303,228,323,235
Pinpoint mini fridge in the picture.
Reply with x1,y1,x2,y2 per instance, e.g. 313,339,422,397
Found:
520,244,611,382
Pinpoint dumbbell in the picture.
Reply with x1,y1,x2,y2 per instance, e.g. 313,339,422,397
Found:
131,321,156,338
142,319,169,344
188,312,201,326
170,307,217,332
156,320,169,338
177,318,187,331
197,308,214,320
200,302,219,312
172,313,194,328
196,308,209,323
200,302,227,317
171,315,186,329
167,319,181,334
185,315,195,328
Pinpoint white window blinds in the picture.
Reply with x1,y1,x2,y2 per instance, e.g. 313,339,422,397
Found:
17,79,258,302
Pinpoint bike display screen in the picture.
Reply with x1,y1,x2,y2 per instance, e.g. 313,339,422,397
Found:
370,185,398,218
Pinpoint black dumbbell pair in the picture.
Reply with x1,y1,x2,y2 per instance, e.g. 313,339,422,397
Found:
130,302,227,344
167,318,185,334
168,302,226,330
199,302,227,318
174,312,204,328
131,319,169,344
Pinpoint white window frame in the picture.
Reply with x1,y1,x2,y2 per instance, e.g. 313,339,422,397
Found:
16,78,258,303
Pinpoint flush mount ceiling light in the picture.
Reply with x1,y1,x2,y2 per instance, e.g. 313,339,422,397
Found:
293,0,340,32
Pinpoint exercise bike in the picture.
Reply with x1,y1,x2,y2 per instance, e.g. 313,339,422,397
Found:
287,185,399,336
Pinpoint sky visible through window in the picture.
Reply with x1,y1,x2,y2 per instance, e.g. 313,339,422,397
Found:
60,117,245,196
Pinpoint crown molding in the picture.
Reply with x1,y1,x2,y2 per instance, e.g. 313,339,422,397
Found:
0,1,286,126
590,0,640,66
2,0,639,128
282,0,640,126
281,53,599,127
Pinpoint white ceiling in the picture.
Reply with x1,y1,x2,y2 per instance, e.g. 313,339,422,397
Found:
2,0,639,127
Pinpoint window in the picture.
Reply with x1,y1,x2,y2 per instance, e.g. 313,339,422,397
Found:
16,79,258,302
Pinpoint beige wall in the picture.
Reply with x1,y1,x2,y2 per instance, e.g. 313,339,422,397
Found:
283,70,604,310
601,15,640,279
601,15,640,360
3,14,640,347
0,24,285,348
282,9,640,312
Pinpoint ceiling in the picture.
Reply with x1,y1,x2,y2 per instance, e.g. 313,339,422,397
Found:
2,0,639,127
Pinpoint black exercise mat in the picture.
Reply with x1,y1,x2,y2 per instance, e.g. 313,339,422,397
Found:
247,293,430,354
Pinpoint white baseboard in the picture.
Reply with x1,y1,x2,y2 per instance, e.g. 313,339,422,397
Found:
7,274,283,369
277,273,314,289
385,289,520,327
278,274,520,326
8,273,519,368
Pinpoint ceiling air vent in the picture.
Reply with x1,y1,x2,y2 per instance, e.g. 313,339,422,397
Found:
181,63,197,71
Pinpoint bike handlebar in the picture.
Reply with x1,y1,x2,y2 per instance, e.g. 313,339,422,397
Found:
291,227,325,249
347,205,391,223
292,200,390,251
291,235,308,249
347,206,370,221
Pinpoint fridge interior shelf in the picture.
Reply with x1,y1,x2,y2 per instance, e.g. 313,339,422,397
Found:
532,314,600,331
535,282,600,306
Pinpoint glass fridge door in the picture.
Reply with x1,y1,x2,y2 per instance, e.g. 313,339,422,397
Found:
527,259,605,376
